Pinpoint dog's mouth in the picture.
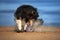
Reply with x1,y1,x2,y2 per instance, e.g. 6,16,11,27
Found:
24,18,32,23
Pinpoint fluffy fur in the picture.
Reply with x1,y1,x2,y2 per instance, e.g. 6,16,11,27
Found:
14,5,39,32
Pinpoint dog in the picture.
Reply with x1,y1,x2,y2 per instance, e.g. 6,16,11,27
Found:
14,5,39,32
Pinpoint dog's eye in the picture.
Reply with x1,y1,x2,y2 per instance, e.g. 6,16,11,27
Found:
33,12,36,14
32,11,35,14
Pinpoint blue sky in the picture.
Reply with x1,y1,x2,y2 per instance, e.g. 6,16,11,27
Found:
0,0,60,26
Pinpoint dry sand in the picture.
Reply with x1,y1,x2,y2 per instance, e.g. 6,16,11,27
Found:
0,26,60,40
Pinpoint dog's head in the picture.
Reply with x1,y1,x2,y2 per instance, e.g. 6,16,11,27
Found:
14,5,39,22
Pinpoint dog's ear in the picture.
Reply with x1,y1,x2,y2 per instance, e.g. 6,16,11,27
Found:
34,8,39,17
35,8,39,17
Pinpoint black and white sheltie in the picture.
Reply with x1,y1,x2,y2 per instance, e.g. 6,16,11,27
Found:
14,5,43,32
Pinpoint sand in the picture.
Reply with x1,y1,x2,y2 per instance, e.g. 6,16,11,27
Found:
0,26,60,40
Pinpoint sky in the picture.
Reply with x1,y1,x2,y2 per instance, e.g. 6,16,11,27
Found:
0,0,60,26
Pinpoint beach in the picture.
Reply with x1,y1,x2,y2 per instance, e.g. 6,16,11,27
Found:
0,26,60,40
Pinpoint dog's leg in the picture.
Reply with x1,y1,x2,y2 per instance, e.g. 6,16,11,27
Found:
29,20,33,26
29,20,34,31
15,19,22,31
24,23,27,31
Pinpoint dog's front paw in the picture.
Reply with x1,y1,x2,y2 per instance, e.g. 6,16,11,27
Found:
16,30,23,33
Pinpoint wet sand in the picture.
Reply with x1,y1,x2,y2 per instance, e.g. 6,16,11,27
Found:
0,26,60,40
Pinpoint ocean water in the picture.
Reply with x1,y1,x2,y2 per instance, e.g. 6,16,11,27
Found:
0,0,60,27
0,13,60,27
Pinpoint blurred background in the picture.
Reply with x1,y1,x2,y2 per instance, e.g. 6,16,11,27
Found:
0,0,60,26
